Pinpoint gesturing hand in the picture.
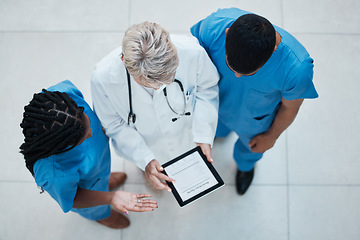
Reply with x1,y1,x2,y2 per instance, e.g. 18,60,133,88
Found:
110,191,158,215
145,159,175,192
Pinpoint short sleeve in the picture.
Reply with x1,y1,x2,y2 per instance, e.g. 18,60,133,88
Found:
191,19,212,53
281,57,319,100
38,174,80,213
47,80,84,100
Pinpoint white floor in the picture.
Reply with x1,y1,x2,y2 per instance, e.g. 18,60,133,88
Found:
1,0,360,239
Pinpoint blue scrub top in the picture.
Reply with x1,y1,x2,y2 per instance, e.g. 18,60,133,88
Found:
33,80,111,217
191,8,318,135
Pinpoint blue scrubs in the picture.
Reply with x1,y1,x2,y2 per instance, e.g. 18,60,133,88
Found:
191,8,318,171
33,80,111,220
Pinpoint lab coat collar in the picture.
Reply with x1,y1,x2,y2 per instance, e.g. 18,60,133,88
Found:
156,84,167,92
130,78,154,103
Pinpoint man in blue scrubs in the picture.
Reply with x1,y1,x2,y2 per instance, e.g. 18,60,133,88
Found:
191,8,318,194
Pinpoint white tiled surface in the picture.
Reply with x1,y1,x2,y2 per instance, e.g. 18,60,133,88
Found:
1,1,359,240
288,34,360,185
0,0,129,31
283,0,360,34
129,0,283,32
123,184,288,240
289,186,360,240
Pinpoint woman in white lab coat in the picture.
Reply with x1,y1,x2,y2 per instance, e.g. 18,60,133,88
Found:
91,22,219,191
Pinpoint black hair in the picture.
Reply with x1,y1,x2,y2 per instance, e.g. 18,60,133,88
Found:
19,90,85,176
225,13,276,74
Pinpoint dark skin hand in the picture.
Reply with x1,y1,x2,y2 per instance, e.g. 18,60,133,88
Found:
249,97,304,153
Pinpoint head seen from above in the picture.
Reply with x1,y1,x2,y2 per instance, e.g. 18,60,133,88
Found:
225,13,276,77
122,21,179,89
20,90,92,175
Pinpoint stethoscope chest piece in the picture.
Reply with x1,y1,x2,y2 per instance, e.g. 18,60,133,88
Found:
128,112,136,125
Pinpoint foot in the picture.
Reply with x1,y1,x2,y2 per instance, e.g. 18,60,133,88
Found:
97,209,130,229
235,168,254,195
109,172,127,191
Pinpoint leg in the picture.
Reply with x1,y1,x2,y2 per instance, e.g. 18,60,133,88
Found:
73,200,130,229
233,136,263,172
97,209,130,229
233,135,263,195
109,172,127,191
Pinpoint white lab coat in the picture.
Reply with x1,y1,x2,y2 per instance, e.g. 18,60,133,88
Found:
91,35,219,170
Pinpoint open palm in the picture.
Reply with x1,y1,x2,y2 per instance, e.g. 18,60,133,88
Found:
111,191,158,214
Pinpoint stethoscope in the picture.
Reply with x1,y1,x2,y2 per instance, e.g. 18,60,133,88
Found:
126,68,191,125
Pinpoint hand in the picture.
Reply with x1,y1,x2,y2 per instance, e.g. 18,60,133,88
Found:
145,159,175,192
248,132,277,153
196,143,213,163
110,191,158,215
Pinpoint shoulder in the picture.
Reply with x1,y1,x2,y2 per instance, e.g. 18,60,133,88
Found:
171,34,203,52
277,27,312,64
208,8,253,37
271,31,316,96
191,8,250,49
91,47,126,86
33,150,82,184
171,34,211,63
201,8,250,26
212,8,251,19
47,80,84,100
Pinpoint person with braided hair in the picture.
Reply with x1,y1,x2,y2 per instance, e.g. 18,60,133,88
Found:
20,80,158,229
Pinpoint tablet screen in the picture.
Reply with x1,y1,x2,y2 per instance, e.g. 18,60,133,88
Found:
162,146,224,207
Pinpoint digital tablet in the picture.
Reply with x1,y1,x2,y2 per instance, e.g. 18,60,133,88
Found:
162,146,224,207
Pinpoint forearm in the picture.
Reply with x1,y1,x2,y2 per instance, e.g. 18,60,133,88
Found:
267,98,304,139
73,188,114,209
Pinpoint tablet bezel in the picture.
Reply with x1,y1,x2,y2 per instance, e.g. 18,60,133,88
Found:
162,146,224,207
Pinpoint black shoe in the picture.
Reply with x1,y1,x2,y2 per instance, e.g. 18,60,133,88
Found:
235,168,254,195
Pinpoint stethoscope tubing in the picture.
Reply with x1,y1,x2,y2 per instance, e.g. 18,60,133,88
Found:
126,68,189,124
163,79,187,116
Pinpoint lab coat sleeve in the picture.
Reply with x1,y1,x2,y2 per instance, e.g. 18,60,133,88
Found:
192,46,220,146
90,72,155,171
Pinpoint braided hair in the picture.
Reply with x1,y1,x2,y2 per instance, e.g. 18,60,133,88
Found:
20,89,86,176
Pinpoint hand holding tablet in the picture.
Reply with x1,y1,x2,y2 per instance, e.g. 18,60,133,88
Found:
162,146,224,207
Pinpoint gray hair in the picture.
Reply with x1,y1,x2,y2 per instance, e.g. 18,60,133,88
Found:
122,21,179,84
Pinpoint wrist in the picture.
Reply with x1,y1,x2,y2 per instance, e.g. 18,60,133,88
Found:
106,191,116,205
266,128,281,140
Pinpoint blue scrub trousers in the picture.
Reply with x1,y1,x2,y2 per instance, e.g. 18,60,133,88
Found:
216,118,273,172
